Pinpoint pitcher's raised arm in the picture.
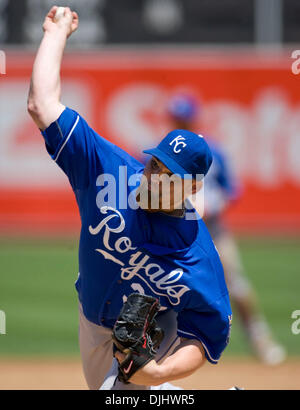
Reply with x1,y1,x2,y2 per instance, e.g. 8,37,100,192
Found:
27,6,79,130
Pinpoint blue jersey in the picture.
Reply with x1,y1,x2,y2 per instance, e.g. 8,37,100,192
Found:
41,107,232,364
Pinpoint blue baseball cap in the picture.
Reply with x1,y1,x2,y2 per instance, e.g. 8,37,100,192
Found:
143,129,213,179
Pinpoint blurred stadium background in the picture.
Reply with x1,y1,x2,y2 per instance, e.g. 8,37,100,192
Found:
0,0,300,389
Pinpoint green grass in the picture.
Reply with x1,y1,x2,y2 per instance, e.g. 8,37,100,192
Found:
0,236,299,357
0,238,80,356
224,236,300,357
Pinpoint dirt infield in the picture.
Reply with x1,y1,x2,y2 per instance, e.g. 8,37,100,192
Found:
0,357,299,390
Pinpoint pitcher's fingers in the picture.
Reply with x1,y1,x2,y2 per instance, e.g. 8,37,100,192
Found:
46,5,58,19
62,7,73,23
72,11,79,22
71,11,79,29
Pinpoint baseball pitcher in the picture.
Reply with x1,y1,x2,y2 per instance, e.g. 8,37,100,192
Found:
27,7,232,390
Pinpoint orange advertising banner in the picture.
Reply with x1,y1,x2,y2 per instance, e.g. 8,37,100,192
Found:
1,50,300,235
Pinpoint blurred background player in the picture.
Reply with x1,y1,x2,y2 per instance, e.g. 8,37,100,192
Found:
166,92,286,366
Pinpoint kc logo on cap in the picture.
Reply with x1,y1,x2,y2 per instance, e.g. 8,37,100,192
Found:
143,128,213,179
169,135,187,154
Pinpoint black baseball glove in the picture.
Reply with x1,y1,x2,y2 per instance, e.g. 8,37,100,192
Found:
112,293,164,383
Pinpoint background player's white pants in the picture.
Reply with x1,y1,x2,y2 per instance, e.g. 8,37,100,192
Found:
78,303,182,390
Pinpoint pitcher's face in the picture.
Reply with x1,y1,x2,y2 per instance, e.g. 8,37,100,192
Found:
139,157,192,213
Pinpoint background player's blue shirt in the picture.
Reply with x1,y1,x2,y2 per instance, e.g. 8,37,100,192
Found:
204,139,240,217
41,107,232,364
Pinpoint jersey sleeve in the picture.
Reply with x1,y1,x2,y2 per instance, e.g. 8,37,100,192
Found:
176,297,232,364
41,106,112,190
